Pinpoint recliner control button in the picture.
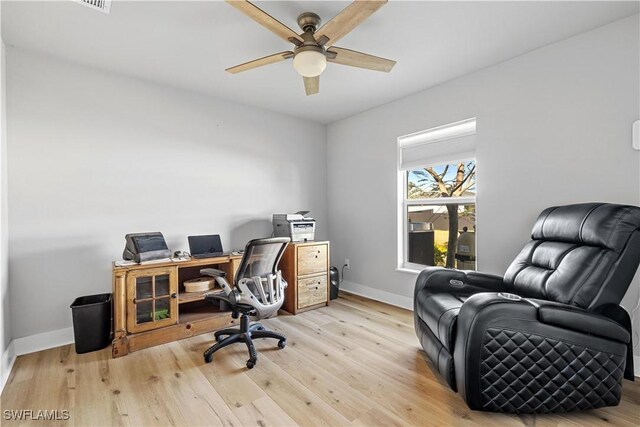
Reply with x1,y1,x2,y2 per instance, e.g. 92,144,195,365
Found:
498,292,522,301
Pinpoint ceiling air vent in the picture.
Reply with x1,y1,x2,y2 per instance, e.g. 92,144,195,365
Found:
77,0,111,14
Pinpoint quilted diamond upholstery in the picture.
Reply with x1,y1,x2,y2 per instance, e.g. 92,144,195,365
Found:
480,328,625,413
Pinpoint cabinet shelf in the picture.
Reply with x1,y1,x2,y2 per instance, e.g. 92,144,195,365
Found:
178,290,216,304
179,301,228,324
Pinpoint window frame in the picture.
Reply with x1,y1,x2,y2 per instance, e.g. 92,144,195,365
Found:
396,118,477,273
398,162,476,272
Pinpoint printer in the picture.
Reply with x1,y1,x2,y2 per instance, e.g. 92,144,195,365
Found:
272,211,316,242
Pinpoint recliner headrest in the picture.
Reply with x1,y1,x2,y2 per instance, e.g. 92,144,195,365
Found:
531,203,640,252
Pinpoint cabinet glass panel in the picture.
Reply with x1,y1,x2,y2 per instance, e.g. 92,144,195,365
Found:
136,300,153,324
155,298,171,321
136,276,153,299
155,275,170,297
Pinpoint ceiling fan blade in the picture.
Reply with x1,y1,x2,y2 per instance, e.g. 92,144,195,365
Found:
226,0,303,44
226,51,294,74
314,0,387,47
327,47,396,72
303,76,319,96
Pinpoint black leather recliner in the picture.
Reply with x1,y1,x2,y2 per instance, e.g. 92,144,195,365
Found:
414,203,640,413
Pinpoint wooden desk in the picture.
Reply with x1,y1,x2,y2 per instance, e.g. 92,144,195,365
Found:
112,255,242,357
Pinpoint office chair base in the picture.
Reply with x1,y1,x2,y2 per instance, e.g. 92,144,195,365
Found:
203,315,286,368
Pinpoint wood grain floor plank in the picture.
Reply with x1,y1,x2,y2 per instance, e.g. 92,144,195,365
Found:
337,292,414,324
264,318,464,426
251,334,373,421
181,333,268,410
231,395,298,427
2,294,638,426
225,344,352,426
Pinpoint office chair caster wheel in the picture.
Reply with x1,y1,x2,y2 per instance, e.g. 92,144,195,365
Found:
204,354,213,364
246,360,255,369
278,340,286,349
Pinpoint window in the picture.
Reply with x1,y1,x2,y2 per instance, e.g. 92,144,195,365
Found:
397,119,477,271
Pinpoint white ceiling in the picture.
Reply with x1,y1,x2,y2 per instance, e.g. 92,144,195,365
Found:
2,1,639,124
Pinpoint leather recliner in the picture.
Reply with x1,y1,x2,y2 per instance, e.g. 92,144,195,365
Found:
414,203,640,413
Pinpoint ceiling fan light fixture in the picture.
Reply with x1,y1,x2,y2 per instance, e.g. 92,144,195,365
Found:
293,48,327,77
225,1,395,95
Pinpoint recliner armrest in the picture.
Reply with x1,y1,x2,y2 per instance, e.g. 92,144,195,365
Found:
525,298,630,343
465,271,505,291
415,267,506,298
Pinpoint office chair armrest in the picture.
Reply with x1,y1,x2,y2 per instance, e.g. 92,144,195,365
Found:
200,268,236,299
204,291,232,305
200,268,226,278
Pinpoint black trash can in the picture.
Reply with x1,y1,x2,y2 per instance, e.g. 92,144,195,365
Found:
330,267,340,300
70,293,112,354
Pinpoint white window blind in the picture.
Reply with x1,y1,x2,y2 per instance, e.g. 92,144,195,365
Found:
398,118,476,171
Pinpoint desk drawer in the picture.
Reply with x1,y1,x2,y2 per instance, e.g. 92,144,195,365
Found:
298,275,327,309
297,245,327,276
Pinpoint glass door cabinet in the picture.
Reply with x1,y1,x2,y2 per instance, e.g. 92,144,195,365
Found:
126,266,178,333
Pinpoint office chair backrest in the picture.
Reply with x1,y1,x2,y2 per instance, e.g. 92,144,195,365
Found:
235,237,290,284
504,203,640,309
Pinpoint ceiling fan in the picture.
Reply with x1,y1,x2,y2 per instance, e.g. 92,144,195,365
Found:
225,0,396,96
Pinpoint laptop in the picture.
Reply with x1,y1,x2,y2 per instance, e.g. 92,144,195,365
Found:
188,234,227,259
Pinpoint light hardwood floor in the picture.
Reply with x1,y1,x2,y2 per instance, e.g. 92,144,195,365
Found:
2,293,639,426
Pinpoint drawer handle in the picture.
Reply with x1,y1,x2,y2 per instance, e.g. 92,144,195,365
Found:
315,255,318,258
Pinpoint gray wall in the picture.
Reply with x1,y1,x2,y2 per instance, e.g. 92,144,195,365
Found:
327,16,640,350
1,0,12,378
6,49,327,339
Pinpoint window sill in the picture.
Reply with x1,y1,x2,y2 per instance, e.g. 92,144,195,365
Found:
395,267,422,275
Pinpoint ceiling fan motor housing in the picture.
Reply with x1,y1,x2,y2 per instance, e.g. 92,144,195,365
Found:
297,12,321,33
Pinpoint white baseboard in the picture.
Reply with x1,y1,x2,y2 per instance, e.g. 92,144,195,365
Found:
1,327,74,394
340,280,413,310
1,340,16,392
13,327,74,357
635,355,640,379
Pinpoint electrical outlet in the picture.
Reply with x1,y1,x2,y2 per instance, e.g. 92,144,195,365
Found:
345,258,350,269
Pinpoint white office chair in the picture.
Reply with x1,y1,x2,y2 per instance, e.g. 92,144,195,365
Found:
201,237,290,368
